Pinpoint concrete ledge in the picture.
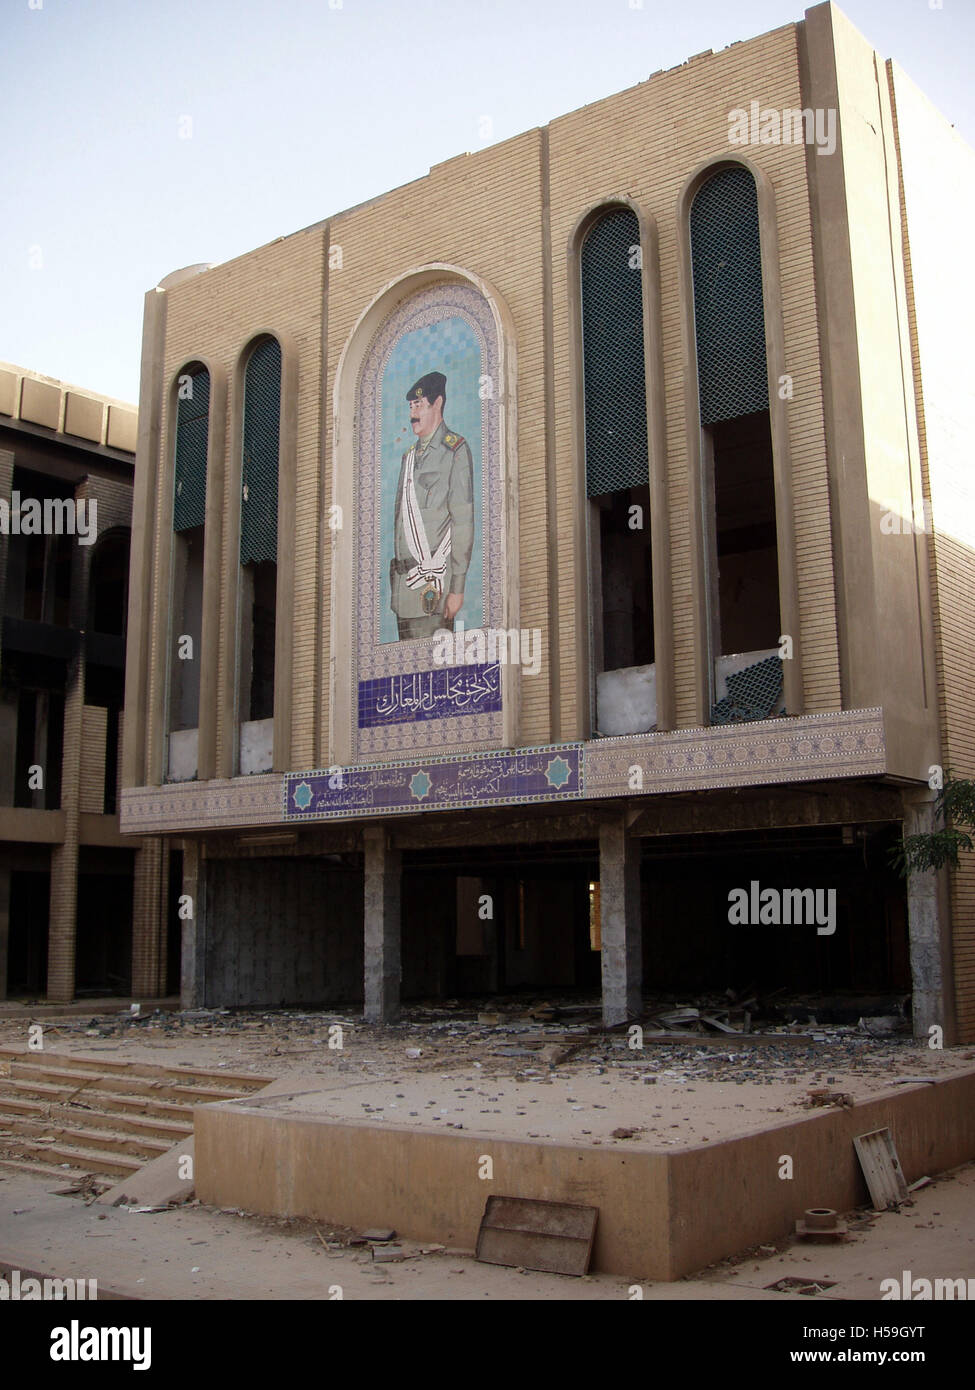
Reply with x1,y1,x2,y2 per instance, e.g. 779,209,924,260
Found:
0,807,66,843
195,1069,975,1280
122,707,886,834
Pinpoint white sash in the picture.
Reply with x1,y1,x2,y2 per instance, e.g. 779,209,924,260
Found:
401,444,451,593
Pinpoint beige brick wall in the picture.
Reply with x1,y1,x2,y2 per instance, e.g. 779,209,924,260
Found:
131,838,167,998
149,22,847,772
154,230,325,776
80,705,108,815
547,24,840,731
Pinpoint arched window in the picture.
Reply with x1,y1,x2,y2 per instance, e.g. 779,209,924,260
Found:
580,207,654,734
238,338,280,766
168,364,209,770
689,166,782,723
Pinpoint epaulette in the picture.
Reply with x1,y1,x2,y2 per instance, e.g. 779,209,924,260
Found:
443,431,465,451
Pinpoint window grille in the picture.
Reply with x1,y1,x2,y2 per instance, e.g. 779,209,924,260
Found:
690,167,768,426
581,209,649,498
240,339,281,565
173,367,210,533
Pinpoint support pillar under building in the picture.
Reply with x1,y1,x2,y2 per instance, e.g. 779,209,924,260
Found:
363,826,401,1024
599,817,642,1027
903,792,955,1042
47,658,84,1003
179,840,206,1009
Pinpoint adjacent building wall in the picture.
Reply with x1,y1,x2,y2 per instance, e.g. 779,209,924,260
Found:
888,60,975,1040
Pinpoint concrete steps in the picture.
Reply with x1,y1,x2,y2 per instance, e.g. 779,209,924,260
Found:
4,1061,246,1105
0,1079,197,1123
6,1140,143,1179
0,1095,190,1142
0,1047,272,1189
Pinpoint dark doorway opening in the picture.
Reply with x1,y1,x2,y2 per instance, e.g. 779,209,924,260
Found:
75,856,133,996
6,871,50,996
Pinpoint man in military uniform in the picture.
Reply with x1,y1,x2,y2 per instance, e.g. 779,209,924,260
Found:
390,371,475,640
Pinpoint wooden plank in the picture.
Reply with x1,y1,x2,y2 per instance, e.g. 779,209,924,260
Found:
854,1128,909,1210
476,1195,597,1276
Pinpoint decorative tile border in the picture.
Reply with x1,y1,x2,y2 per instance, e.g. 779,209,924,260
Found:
120,708,887,835
585,705,886,797
287,745,581,821
119,774,283,833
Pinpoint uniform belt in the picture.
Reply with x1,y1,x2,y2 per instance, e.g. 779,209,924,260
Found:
391,558,414,574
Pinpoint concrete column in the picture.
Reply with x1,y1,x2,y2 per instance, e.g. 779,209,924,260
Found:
180,840,206,1008
363,826,401,1024
598,817,642,1027
0,862,10,1000
47,660,84,1003
903,793,955,1042
124,286,167,791
131,837,168,998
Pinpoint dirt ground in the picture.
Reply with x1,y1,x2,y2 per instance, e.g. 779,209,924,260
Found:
1,1155,973,1302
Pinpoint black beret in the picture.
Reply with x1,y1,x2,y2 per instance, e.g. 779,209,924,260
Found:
406,371,446,403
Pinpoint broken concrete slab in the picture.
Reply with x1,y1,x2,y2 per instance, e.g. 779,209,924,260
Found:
371,1245,406,1262
96,1136,195,1209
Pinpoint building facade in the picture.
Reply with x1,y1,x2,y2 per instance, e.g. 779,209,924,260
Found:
120,3,975,1042
0,363,172,1003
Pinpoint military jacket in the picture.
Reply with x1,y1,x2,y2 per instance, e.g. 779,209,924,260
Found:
391,419,474,621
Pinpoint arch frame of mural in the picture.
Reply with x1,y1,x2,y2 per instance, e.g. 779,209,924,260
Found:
330,266,519,766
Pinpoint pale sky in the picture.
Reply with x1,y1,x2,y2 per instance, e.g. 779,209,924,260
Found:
2,0,972,405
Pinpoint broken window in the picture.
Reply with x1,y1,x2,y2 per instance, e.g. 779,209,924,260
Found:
690,166,783,722
580,207,655,736
168,365,209,778
238,338,280,773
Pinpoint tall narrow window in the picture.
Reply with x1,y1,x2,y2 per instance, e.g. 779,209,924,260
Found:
86,529,130,813
168,365,209,778
238,338,280,772
580,207,655,736
690,167,782,723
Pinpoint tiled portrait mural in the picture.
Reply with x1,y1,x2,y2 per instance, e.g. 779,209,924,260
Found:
352,282,505,760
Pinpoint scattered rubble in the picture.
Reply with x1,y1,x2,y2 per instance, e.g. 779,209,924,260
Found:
1,992,966,1169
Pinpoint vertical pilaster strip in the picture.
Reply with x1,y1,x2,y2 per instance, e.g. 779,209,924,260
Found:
131,837,168,998
539,129,561,742
123,287,167,790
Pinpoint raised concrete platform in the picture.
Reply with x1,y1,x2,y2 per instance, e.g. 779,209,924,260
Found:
195,1068,975,1280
